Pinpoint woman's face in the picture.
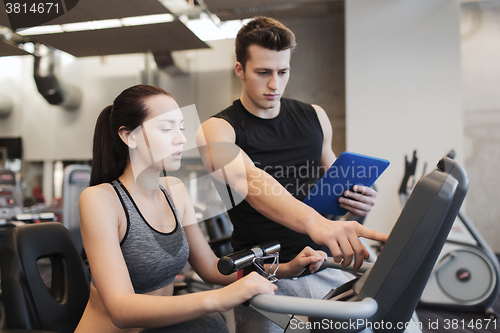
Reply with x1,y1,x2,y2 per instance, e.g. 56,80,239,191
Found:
132,94,186,174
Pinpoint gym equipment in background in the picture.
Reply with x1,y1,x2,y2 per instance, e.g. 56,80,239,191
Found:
400,150,499,319
0,168,23,225
62,164,91,254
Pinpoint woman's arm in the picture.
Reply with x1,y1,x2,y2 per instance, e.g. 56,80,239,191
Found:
167,178,329,283
164,177,237,285
80,185,276,329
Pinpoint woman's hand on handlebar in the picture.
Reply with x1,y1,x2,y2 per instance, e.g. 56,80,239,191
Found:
210,272,277,313
275,246,327,279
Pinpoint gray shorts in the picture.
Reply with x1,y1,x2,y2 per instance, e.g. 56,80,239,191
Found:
234,268,355,333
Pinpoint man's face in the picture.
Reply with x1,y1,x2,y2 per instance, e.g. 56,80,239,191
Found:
236,44,291,113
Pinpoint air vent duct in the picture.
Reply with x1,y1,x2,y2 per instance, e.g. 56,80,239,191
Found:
33,45,81,110
0,95,13,118
153,51,187,76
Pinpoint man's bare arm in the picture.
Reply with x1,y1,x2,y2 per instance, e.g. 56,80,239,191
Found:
196,117,387,269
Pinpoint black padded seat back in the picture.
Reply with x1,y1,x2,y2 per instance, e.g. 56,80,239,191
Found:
0,222,90,333
350,158,468,332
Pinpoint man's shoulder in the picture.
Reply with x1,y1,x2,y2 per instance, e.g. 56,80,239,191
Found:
282,97,316,113
200,110,237,144
212,100,239,119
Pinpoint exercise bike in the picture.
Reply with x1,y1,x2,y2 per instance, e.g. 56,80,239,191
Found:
400,150,500,319
217,156,469,332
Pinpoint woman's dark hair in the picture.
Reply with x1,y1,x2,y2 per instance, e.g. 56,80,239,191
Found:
235,16,296,70
90,85,172,186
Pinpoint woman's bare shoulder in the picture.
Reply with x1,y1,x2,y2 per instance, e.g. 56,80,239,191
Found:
80,183,117,204
79,183,123,221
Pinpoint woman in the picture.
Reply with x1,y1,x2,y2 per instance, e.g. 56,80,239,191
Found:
75,85,327,333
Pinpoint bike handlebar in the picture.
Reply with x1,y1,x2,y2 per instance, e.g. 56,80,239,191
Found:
217,241,280,275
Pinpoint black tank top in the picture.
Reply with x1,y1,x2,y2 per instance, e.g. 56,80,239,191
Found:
213,98,329,263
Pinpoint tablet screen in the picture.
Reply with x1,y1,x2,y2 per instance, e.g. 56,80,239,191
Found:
303,152,390,216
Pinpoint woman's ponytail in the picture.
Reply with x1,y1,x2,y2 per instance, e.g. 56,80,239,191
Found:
90,105,126,186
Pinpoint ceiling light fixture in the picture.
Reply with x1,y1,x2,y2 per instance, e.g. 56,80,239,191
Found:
18,25,63,35
121,14,175,26
183,14,251,41
62,19,122,32
17,13,175,36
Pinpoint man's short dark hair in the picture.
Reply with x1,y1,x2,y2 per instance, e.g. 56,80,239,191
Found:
235,16,296,70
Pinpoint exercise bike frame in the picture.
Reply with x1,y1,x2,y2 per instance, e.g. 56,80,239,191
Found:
400,150,500,318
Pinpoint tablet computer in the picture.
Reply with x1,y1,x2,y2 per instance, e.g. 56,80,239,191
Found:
303,152,390,216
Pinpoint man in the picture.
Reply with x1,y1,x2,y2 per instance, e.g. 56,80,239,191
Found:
197,17,388,332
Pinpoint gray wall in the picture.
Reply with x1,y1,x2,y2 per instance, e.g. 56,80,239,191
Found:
281,6,346,156
461,0,500,252
345,0,464,236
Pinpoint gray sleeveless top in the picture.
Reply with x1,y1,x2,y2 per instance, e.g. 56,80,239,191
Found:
111,180,190,294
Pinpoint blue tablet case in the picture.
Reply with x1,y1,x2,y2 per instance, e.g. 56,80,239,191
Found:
303,152,390,216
